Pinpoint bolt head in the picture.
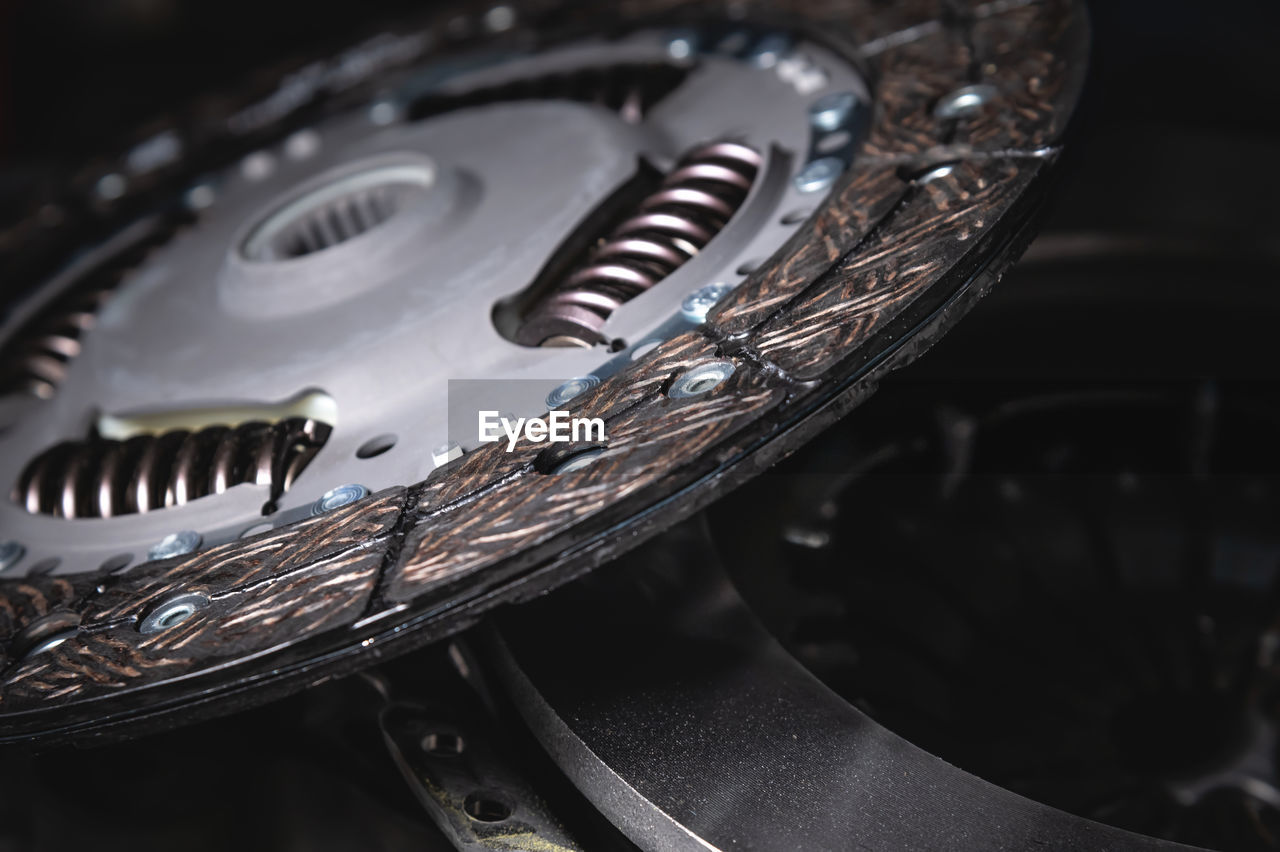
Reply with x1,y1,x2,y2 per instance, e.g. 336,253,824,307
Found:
313,484,370,515
794,157,843,193
810,91,857,132
148,530,202,561
682,282,735,322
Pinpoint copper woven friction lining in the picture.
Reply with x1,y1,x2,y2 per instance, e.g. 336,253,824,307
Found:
0,0,1084,736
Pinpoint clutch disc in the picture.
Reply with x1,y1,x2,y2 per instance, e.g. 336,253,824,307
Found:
0,0,1086,743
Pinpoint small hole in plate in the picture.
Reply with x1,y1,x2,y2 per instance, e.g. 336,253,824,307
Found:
356,434,398,459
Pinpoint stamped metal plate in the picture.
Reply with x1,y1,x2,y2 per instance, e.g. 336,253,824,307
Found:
0,0,1086,743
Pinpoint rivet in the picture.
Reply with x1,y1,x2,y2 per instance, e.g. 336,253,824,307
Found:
934,84,998,119
148,530,202,561
669,360,736,398
794,157,843,193
809,91,857,132
682,282,735,322
547,376,599,408
312,484,369,515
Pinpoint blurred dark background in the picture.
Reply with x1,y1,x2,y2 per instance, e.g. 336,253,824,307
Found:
0,0,1279,849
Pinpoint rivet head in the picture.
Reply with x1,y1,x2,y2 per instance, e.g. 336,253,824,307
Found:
184,183,216,211
0,541,26,573
934,84,998,119
369,101,399,125
27,629,76,657
547,376,599,408
140,594,210,635
810,91,857,132
313,484,369,515
666,30,698,60
794,157,843,193
551,447,606,474
682,282,735,322
669,360,736,399
95,173,127,201
148,530,202,561
240,151,276,181
483,5,516,32
749,33,790,68
284,129,321,160
16,612,81,659
917,163,956,184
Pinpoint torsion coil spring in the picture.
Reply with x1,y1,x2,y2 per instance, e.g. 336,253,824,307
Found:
517,141,761,347
1,224,178,400
13,418,331,519
1,281,117,400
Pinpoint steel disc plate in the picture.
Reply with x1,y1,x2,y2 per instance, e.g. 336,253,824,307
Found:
0,0,1086,743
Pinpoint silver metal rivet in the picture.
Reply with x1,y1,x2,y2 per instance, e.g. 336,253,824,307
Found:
552,448,605,474
19,613,81,659
369,100,399,125
284,129,321,160
794,157,843,193
547,376,599,408
816,129,852,154
666,31,697,60
28,630,76,657
140,594,209,635
483,5,516,32
749,33,789,68
241,151,276,181
669,360,736,398
184,183,216,211
148,530,202,561
810,91,857,132
313,484,369,515
917,164,956,184
682,282,735,322
0,541,26,573
95,173,127,201
934,84,998,119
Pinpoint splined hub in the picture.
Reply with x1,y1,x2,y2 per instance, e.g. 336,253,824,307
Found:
0,23,867,577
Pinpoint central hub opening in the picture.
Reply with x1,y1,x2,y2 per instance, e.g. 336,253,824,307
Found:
241,162,436,261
